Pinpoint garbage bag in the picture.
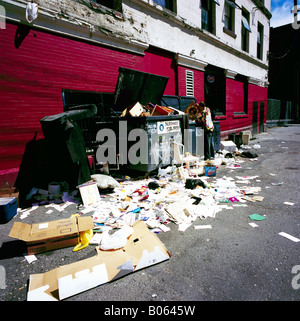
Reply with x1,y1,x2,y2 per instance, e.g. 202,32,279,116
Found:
100,226,134,251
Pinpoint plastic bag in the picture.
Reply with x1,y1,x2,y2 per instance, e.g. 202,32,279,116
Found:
26,2,38,23
100,226,134,251
91,174,120,189
73,229,94,252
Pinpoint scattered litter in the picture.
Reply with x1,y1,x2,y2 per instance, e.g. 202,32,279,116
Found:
73,229,94,252
249,222,259,228
24,254,37,264
27,221,171,301
268,173,277,176
194,225,212,229
19,205,38,220
178,222,192,232
271,182,283,186
100,226,134,250
283,202,294,206
278,232,300,243
8,132,278,301
252,196,264,202
248,214,266,221
78,182,101,207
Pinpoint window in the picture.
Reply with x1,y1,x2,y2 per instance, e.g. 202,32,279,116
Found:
185,70,194,97
201,0,219,34
224,0,235,33
257,22,264,60
234,74,248,114
92,0,122,12
204,65,226,115
241,9,251,52
153,0,177,13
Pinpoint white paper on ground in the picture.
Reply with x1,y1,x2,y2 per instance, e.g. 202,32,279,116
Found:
249,222,259,228
194,225,212,229
24,254,37,264
278,232,300,242
283,202,294,206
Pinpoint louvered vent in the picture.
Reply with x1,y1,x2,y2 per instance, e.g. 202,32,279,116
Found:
186,70,194,97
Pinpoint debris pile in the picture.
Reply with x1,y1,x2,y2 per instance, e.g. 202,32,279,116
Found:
4,139,295,301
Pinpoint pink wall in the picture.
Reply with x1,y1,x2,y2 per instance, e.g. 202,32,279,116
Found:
217,79,268,135
144,48,176,95
177,66,204,100
0,22,268,177
0,23,177,172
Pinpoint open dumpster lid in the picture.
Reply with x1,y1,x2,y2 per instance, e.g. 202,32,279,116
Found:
113,67,169,111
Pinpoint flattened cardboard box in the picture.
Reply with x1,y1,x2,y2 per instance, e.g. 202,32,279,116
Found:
27,220,171,301
9,216,94,254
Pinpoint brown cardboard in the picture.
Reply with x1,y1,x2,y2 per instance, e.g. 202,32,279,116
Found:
27,220,171,300
9,216,94,254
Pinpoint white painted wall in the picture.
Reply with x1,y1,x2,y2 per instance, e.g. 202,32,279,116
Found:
126,0,270,83
3,0,270,84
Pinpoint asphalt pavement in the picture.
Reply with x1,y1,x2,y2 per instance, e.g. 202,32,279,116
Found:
0,124,300,303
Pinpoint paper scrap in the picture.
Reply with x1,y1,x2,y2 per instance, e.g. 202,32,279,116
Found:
24,254,37,264
278,232,300,243
283,202,294,206
252,196,264,202
178,222,192,232
249,214,266,221
249,222,259,228
89,233,103,245
194,225,212,229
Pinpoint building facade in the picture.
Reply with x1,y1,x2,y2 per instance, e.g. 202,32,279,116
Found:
268,22,300,126
0,0,271,184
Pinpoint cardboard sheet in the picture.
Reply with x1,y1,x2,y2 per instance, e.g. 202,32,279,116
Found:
9,216,94,254
27,221,170,301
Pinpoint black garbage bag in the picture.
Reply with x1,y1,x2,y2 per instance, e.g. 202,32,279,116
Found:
40,104,97,189
241,151,258,158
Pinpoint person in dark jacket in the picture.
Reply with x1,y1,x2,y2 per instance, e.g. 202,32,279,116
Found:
195,102,215,160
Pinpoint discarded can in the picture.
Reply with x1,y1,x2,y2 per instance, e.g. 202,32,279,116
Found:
204,166,216,177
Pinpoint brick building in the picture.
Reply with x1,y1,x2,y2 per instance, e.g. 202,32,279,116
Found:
0,0,271,185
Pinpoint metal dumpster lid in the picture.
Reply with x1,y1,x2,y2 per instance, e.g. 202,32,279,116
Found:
113,67,169,111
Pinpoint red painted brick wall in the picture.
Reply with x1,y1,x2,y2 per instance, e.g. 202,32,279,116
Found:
0,21,268,177
144,47,176,95
218,78,268,135
177,65,204,100
0,23,178,172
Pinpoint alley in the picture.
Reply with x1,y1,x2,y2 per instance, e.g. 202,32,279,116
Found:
0,125,300,302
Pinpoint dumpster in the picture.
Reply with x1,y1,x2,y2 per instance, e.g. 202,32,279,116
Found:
40,104,97,188
95,68,189,173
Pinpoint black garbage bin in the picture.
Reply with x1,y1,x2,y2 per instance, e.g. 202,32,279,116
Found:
40,104,97,188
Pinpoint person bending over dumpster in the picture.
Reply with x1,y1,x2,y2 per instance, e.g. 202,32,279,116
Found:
196,101,215,160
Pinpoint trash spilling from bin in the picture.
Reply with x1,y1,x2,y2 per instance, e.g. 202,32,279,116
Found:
2,138,273,301
1,67,283,301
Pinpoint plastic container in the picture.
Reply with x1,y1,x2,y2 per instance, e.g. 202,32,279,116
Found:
0,197,18,224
